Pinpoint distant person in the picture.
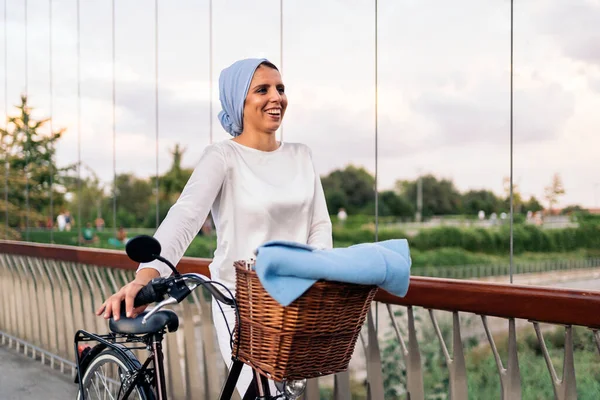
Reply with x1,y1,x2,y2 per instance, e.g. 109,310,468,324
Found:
57,213,66,232
116,226,128,244
337,208,348,225
199,215,214,236
478,210,485,221
108,226,128,248
95,217,105,232
64,211,73,232
82,223,98,244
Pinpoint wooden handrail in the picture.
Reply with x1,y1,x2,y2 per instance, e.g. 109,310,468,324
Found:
2,239,599,328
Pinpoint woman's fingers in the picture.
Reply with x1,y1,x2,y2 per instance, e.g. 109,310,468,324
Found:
124,284,144,318
95,303,106,316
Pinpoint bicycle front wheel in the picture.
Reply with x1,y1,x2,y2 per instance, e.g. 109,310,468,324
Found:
77,348,154,400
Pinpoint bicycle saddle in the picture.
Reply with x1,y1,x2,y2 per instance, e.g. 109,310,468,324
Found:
109,309,179,335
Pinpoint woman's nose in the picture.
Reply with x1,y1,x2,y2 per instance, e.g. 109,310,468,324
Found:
269,88,282,102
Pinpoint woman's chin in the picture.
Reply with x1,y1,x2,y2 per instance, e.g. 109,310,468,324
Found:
263,123,282,134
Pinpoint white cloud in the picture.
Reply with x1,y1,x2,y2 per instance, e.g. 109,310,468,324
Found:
1,0,599,208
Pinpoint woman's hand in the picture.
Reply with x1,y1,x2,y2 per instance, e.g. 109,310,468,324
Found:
96,268,160,321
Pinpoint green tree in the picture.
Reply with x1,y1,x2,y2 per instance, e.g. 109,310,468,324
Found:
67,163,108,228
522,196,544,214
0,95,70,233
544,172,565,213
158,143,193,200
377,191,414,218
396,174,462,217
461,189,502,216
321,165,376,215
503,176,524,214
114,173,153,227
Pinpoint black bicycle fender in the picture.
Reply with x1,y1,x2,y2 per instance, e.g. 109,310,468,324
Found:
74,343,107,383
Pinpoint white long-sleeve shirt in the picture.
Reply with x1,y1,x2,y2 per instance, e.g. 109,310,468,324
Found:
138,140,333,290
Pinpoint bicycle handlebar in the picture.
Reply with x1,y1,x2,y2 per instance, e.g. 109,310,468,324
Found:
126,274,234,317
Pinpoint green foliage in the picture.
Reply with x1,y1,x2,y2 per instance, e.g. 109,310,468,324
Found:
321,165,376,215
406,224,600,256
0,95,71,229
382,321,600,399
461,190,503,216
397,174,462,217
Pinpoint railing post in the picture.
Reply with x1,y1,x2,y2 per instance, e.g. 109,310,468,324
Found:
365,309,385,400
430,311,467,399
333,371,351,400
482,317,521,400
534,323,577,400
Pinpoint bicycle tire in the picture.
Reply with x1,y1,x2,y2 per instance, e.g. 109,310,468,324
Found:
77,348,155,400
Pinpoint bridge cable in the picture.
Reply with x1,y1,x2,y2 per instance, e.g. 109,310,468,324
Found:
48,0,54,243
509,0,514,283
76,0,82,245
154,0,159,228
208,0,213,144
111,0,117,235
3,0,8,239
279,0,283,141
374,0,380,332
24,0,30,241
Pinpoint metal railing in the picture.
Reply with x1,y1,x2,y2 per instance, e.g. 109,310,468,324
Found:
1,240,599,399
413,257,600,279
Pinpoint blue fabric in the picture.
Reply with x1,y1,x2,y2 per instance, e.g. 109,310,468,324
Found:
254,239,411,306
218,58,269,136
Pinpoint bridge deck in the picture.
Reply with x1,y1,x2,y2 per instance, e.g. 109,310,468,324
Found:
0,345,77,399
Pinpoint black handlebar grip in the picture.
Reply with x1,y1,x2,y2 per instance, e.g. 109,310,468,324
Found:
133,282,159,308
118,279,164,316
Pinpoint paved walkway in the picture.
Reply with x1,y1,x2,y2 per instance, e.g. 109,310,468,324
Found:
0,345,77,399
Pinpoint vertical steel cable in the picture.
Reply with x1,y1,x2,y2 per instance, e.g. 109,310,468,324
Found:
76,0,82,244
111,0,117,234
373,0,380,333
509,0,514,283
208,0,213,144
374,0,379,242
154,0,159,228
279,0,283,141
24,0,30,241
3,0,8,239
48,0,54,242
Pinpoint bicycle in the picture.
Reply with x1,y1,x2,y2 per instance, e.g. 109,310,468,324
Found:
74,235,306,400
74,235,377,400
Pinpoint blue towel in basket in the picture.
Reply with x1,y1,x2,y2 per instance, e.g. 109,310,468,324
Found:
253,239,411,306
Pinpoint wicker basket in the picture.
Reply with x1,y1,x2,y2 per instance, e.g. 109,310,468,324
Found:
232,261,377,381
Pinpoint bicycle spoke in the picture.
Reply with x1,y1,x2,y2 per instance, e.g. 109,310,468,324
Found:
91,366,116,400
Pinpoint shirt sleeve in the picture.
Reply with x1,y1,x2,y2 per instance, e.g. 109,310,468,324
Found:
137,145,227,277
306,147,333,250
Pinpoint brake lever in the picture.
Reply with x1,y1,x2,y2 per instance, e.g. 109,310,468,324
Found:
142,297,178,325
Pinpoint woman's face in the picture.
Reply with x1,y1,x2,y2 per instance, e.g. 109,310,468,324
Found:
243,65,287,134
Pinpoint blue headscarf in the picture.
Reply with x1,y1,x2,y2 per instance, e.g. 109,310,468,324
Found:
218,58,269,137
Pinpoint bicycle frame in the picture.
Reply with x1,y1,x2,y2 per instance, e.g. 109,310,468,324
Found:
75,329,274,400
220,360,272,399
74,329,168,400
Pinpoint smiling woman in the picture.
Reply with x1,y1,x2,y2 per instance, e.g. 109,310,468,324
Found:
97,57,333,400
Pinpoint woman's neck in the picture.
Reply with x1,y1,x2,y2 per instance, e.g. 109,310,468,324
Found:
233,129,279,152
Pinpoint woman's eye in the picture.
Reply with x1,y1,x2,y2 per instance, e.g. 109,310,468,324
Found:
257,88,267,94
277,87,285,93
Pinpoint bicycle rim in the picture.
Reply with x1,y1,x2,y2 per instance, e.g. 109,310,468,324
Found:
78,349,153,400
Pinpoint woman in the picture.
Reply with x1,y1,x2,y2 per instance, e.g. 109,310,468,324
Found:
96,58,333,398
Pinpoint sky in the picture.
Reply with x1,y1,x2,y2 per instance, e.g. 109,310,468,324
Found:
2,0,600,209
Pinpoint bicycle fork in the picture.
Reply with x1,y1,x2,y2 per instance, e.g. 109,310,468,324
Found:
219,360,271,400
